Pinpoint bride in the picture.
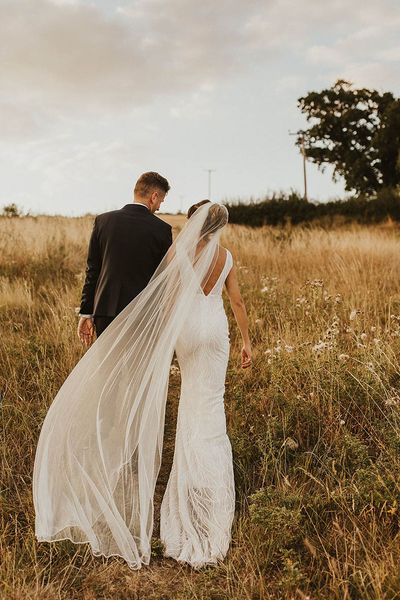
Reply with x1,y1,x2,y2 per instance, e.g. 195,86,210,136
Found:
32,200,252,570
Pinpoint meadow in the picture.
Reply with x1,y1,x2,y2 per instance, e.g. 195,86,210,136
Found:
0,213,399,599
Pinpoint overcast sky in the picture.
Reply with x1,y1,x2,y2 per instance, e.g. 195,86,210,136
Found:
1,0,399,216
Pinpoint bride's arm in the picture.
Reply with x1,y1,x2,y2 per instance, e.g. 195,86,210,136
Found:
225,265,252,369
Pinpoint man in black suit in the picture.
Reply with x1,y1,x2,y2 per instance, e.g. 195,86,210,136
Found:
77,171,172,345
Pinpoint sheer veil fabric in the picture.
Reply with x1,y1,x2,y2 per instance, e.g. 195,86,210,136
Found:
32,202,229,570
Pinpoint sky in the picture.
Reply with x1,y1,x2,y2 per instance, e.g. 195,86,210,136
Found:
1,0,399,216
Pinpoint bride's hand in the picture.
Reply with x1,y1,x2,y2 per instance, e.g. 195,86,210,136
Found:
77,317,95,347
241,342,252,369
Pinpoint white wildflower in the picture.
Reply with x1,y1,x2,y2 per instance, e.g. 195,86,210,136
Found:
338,354,350,361
283,437,299,450
306,279,324,287
360,332,367,341
385,397,399,407
312,341,327,353
349,309,358,321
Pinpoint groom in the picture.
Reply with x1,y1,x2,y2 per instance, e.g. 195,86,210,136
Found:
77,171,172,345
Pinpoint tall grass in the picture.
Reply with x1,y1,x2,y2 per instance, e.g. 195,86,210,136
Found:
0,215,399,599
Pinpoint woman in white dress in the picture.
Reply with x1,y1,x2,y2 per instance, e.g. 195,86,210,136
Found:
160,200,251,568
32,200,252,570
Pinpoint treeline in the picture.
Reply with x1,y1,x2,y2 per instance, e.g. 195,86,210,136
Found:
224,188,400,227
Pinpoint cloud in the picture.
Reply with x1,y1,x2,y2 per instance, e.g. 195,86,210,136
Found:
2,0,299,141
1,0,399,141
0,0,270,135
1,1,155,110
341,61,400,91
304,2,400,90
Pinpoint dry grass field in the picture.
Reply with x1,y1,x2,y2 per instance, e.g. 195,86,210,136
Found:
1,212,400,599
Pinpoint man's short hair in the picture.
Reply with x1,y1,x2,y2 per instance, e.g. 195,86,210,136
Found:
134,172,170,198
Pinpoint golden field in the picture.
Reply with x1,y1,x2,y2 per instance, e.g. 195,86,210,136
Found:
0,213,399,599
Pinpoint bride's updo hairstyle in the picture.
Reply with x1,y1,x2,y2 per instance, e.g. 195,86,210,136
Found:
187,200,229,242
187,199,211,218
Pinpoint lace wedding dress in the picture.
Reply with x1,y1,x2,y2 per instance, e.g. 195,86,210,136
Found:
160,248,236,568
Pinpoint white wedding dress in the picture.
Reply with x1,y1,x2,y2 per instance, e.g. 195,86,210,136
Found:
160,248,236,568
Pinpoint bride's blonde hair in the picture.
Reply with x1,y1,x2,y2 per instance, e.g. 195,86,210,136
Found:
187,200,229,242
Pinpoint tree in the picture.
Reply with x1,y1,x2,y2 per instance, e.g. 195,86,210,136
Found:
297,80,400,196
2,203,21,217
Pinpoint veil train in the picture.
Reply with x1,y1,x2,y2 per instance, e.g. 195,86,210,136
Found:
32,202,229,569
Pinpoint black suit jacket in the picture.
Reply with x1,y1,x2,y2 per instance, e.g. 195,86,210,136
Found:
79,203,173,317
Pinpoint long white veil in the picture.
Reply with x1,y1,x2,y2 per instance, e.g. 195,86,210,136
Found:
32,201,229,570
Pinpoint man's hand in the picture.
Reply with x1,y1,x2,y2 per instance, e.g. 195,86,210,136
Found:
77,317,95,347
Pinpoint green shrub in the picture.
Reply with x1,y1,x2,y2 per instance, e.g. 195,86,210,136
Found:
224,187,400,227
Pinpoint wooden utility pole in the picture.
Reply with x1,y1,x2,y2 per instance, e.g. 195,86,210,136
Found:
289,131,308,201
204,169,216,200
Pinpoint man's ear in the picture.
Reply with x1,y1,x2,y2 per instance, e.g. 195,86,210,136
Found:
149,190,158,209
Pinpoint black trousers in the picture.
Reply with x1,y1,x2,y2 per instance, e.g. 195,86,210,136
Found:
94,315,115,337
